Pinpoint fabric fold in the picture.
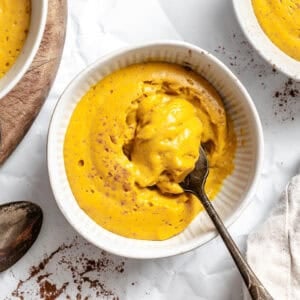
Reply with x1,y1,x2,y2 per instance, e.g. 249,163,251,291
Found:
245,175,300,300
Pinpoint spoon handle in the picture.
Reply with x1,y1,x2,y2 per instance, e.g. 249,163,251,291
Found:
198,191,273,300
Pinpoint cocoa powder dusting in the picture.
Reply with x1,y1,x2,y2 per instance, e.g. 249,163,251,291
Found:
273,78,300,121
9,236,125,299
214,32,300,122
39,281,68,300
214,33,276,81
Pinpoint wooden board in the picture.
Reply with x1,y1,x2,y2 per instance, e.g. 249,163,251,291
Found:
0,0,67,164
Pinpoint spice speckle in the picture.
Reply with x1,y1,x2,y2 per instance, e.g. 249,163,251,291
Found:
214,33,278,85
273,78,300,121
9,236,125,299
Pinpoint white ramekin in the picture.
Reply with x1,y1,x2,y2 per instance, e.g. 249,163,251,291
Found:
48,41,264,259
0,0,48,99
233,0,300,81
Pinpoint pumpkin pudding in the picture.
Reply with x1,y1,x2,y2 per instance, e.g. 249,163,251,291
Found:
252,0,300,61
64,62,236,240
0,0,31,78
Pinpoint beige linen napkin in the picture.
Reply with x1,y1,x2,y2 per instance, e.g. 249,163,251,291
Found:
245,174,300,300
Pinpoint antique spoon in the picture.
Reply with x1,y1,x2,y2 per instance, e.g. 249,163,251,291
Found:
0,201,43,272
180,147,273,300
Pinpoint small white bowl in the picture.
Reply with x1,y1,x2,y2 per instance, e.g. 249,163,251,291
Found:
48,41,264,259
0,0,48,99
233,0,300,81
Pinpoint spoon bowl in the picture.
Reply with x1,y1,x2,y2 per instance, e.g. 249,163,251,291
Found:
180,147,273,300
0,201,43,272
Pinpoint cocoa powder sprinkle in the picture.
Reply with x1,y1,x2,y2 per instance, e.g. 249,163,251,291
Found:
9,236,125,299
273,78,300,121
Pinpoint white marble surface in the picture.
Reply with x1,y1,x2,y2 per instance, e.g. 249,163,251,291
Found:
1,0,300,299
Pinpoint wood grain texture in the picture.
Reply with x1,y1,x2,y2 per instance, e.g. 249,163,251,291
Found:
0,0,67,164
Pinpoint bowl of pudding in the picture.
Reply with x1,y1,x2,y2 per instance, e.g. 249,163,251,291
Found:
233,0,300,80
0,0,48,99
48,41,263,258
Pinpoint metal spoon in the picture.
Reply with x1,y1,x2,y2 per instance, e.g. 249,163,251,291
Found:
180,147,273,300
0,201,43,272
